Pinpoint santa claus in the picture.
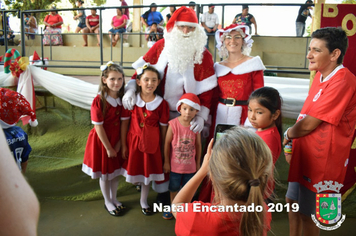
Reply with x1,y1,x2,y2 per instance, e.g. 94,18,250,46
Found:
123,6,217,133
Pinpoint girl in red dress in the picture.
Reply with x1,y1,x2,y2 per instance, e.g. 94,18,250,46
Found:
121,64,169,215
82,62,125,217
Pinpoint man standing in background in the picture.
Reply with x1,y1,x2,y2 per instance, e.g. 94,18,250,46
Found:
296,0,313,37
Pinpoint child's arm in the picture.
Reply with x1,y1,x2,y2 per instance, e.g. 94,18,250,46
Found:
172,139,213,219
94,124,116,158
160,124,168,158
163,125,173,173
195,133,202,171
121,119,130,159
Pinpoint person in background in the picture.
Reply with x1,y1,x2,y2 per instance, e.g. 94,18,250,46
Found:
0,11,14,43
284,27,356,236
43,6,63,46
232,4,258,35
141,3,164,41
120,0,130,19
74,0,86,34
166,5,176,23
173,127,272,236
0,130,40,235
188,1,196,11
296,0,313,37
83,8,100,46
109,7,128,47
201,4,219,49
24,13,38,39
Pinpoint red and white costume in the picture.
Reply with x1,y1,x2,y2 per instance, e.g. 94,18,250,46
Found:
214,57,265,126
121,94,169,185
82,94,123,180
288,65,356,192
130,39,216,121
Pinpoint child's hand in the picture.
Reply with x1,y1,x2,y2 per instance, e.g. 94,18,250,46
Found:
107,147,117,158
285,153,292,165
121,145,128,160
200,139,213,175
163,162,170,173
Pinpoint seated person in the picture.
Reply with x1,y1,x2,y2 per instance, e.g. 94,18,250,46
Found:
43,6,63,46
141,3,164,41
108,7,128,47
0,12,15,44
83,9,100,46
24,13,38,39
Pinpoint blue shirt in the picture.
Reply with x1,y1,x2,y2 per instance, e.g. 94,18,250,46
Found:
142,11,163,26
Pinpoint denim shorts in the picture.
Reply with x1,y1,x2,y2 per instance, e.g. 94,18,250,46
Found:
286,182,316,216
77,22,86,29
109,28,126,34
168,172,195,192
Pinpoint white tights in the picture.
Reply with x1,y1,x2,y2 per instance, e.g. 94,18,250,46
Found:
99,176,121,211
140,183,150,209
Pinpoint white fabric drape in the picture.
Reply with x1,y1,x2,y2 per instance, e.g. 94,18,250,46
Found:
0,65,308,119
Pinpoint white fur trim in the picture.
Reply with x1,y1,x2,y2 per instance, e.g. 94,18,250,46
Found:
198,106,210,121
132,56,146,69
82,164,123,181
121,117,130,120
176,98,201,112
136,94,163,111
176,21,199,28
215,56,266,77
164,66,185,111
29,119,38,127
121,169,164,185
195,74,218,95
215,103,243,126
0,120,15,129
159,122,168,126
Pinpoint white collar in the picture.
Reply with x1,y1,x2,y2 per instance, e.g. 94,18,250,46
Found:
136,93,163,111
320,65,344,83
214,56,265,77
103,93,122,107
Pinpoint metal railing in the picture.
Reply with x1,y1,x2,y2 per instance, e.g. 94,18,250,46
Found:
1,3,314,74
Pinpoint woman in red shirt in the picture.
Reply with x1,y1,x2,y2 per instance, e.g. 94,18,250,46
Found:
83,9,100,46
109,7,127,47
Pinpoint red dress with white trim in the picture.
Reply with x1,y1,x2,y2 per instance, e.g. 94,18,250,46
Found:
82,94,123,181
121,94,169,185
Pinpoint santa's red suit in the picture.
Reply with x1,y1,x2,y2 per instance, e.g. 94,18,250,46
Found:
129,39,217,122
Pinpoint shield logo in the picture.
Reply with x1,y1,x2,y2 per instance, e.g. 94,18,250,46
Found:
315,193,342,225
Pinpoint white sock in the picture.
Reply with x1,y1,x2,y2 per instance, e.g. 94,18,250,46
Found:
110,176,121,207
140,183,150,209
99,178,116,211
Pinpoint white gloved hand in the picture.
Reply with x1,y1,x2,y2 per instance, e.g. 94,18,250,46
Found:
190,115,204,133
122,89,136,110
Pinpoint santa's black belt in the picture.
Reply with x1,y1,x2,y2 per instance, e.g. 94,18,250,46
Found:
219,98,248,106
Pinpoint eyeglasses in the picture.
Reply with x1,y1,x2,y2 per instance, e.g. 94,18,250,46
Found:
225,35,243,40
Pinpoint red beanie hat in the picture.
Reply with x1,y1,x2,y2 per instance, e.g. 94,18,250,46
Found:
176,93,201,113
166,6,198,32
0,88,38,128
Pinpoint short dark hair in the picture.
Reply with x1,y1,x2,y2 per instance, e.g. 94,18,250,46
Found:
311,27,348,64
242,4,249,10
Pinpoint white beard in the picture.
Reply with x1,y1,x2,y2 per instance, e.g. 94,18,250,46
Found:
164,26,207,75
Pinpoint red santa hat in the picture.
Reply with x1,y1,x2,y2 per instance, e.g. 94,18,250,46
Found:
0,88,38,128
215,23,253,50
32,50,41,61
176,93,201,113
166,6,198,32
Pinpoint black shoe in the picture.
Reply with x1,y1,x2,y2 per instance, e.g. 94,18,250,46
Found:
104,205,121,217
142,207,153,216
116,204,126,211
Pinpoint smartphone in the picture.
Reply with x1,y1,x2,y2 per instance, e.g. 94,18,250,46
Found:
213,124,235,145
